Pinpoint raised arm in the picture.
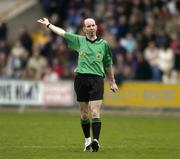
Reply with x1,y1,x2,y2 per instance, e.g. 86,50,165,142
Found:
105,65,118,93
37,18,66,37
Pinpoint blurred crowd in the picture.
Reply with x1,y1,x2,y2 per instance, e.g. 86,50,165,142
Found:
0,0,180,84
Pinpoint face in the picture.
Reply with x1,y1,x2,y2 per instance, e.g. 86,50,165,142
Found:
83,18,97,37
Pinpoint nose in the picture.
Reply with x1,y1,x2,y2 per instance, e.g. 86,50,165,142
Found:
90,26,94,29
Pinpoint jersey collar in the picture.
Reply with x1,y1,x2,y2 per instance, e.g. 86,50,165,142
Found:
86,37,101,43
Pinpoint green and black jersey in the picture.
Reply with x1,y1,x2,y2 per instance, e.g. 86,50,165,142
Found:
64,32,113,77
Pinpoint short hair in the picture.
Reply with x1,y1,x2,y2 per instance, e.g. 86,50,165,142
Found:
83,18,96,27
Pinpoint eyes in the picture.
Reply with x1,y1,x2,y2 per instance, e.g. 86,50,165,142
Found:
86,24,95,28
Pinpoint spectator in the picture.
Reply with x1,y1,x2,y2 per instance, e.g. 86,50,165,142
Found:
0,22,8,40
144,41,161,81
20,67,37,80
0,1,179,83
27,45,48,79
0,40,10,55
51,58,64,77
11,41,28,58
4,41,28,78
0,52,6,78
162,69,178,84
135,52,152,80
120,32,136,54
42,65,59,81
114,53,126,83
158,45,174,74
19,25,33,54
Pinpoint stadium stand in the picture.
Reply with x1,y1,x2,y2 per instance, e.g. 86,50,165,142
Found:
0,0,37,22
0,0,180,83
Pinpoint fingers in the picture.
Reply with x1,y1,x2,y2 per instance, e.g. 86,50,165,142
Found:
110,88,116,93
37,19,43,23
109,81,118,93
37,19,41,23
110,86,118,93
37,18,48,24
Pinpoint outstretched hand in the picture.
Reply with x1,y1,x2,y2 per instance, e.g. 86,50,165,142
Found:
37,18,50,26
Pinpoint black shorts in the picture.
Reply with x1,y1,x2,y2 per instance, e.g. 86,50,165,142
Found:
74,73,104,102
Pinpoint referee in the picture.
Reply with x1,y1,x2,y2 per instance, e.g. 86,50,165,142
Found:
37,17,118,152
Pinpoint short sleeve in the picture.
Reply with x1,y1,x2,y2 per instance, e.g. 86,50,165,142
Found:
103,41,113,67
64,32,80,51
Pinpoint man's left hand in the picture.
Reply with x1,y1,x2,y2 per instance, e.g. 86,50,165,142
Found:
110,81,118,93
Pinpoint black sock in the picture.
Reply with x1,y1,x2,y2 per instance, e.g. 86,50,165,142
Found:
81,119,90,138
92,118,101,141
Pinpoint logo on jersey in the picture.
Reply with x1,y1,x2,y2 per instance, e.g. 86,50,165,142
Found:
96,53,102,61
80,51,86,56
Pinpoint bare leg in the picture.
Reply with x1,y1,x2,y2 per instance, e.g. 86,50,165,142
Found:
89,100,102,119
79,102,89,120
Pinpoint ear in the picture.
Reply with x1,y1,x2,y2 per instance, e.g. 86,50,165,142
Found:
83,27,86,33
95,25,97,31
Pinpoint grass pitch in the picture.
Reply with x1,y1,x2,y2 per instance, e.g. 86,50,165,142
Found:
0,110,180,159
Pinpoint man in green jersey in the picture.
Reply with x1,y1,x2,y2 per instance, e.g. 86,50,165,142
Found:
37,17,118,152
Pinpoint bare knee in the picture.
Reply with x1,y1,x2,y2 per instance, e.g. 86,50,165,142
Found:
91,108,100,118
79,102,89,120
81,112,89,120
89,100,102,118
